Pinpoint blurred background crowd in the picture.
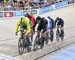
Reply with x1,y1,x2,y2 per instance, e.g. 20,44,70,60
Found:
0,0,70,11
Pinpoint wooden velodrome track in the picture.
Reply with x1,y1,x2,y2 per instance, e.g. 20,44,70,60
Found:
0,4,75,60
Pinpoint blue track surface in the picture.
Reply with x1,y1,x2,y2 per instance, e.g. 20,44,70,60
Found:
48,44,75,60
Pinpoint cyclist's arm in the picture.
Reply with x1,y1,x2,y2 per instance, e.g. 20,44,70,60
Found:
61,20,64,27
15,19,20,33
33,21,37,31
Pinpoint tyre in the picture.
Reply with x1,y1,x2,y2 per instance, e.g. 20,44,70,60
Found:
26,37,31,52
18,38,24,55
39,37,44,49
27,46,31,52
56,31,59,42
50,34,53,42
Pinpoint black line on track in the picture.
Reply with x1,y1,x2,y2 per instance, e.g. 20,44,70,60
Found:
34,36,75,60
34,42,74,60
33,36,75,60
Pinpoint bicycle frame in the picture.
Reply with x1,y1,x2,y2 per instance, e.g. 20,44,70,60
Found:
18,28,26,38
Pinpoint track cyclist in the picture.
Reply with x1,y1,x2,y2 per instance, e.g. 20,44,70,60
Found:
25,13,35,42
55,17,64,41
15,15,31,45
33,16,48,46
46,16,54,42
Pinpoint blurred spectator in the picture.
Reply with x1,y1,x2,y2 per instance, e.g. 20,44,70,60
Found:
0,0,67,11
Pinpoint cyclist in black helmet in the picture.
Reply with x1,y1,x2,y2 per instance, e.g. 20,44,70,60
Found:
33,16,48,46
55,17,64,41
55,17,64,27
33,16,48,33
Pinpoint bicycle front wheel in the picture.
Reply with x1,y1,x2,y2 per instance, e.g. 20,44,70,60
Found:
18,38,24,55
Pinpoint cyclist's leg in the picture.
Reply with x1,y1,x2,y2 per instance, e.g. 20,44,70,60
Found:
34,25,41,45
33,26,41,50
47,26,50,39
30,28,33,42
60,26,64,41
42,24,48,45
60,25,64,35
48,24,54,42
56,25,59,33
50,29,54,42
46,29,50,40
37,26,41,37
